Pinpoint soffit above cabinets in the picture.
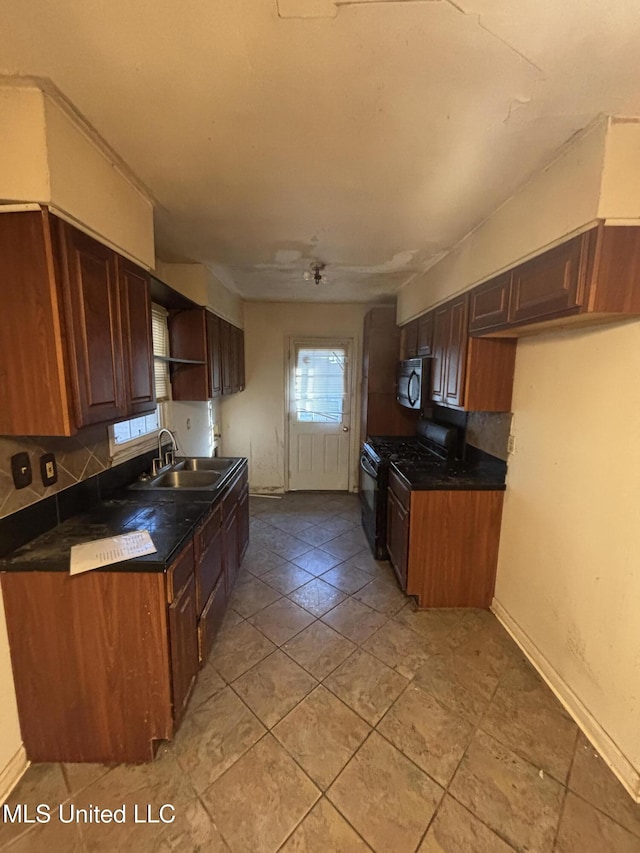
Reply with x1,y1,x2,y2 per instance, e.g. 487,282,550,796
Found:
1,1,640,302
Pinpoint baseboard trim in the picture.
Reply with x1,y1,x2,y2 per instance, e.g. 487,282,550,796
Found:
0,745,28,804
492,598,640,803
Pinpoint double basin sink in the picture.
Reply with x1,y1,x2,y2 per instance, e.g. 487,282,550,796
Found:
129,457,241,494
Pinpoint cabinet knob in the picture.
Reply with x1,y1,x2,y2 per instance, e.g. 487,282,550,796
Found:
342,426,349,432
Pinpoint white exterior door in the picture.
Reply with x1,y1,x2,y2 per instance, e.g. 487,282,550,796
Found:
288,339,352,491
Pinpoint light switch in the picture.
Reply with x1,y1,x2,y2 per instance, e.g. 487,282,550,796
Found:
11,453,32,489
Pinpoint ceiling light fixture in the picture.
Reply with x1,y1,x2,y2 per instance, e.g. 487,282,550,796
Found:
303,262,327,285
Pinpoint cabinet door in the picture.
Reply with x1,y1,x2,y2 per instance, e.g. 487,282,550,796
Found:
237,482,250,564
198,574,227,665
196,527,223,615
510,234,586,325
58,222,127,426
168,574,199,728
468,273,511,333
220,320,234,395
387,488,409,590
443,296,469,408
237,327,246,391
399,319,419,359
430,306,449,403
118,258,156,415
223,508,240,593
417,313,434,356
206,312,223,397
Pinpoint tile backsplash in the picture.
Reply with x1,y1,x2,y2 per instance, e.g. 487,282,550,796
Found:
0,425,112,519
465,411,513,462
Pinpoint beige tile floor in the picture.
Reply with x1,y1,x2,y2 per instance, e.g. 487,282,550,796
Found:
2,492,640,852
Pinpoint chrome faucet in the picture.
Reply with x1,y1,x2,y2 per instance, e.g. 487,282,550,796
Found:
152,428,179,476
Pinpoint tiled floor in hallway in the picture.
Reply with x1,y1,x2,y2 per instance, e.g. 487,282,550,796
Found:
3,492,640,852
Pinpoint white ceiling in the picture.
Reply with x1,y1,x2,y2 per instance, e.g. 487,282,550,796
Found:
2,0,640,302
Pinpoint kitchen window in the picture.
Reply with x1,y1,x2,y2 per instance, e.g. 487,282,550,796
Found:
108,304,169,462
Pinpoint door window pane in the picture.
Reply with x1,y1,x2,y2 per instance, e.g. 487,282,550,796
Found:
294,347,347,423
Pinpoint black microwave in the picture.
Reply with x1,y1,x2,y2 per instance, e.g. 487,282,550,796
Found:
397,357,430,410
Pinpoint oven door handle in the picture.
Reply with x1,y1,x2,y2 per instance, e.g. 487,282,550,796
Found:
360,454,378,479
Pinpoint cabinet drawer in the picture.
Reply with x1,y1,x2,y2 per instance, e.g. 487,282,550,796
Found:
166,539,195,603
198,575,227,664
196,503,222,559
196,526,223,615
388,469,411,511
469,273,511,333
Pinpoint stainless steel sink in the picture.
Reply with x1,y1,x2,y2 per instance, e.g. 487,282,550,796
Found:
173,457,237,473
129,456,241,493
151,470,222,488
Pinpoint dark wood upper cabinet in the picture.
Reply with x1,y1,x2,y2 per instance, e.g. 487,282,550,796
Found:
118,257,155,416
207,312,223,397
360,307,417,440
236,325,246,392
399,319,419,360
468,273,512,333
431,295,516,412
466,225,640,337
431,297,469,409
417,312,434,356
58,221,128,427
168,309,209,401
220,320,235,395
510,233,587,325
0,209,155,435
169,309,244,400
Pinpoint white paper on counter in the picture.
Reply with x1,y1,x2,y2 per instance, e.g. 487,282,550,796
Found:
70,530,157,575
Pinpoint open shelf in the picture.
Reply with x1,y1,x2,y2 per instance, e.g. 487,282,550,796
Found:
154,356,206,365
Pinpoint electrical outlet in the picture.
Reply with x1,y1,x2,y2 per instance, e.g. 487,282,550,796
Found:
40,453,58,487
507,434,516,454
11,453,32,489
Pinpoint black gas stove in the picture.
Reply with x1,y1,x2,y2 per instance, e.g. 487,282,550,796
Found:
359,420,458,559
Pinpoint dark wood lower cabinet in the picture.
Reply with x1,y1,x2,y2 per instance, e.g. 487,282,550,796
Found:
168,574,199,729
0,571,173,763
386,469,504,609
198,574,227,663
0,460,250,764
401,487,505,608
386,487,409,590
238,484,250,564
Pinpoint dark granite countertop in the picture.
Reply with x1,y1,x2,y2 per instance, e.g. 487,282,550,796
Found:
0,459,246,573
391,451,507,491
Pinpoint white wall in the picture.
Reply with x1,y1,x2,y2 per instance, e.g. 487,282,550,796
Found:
0,86,49,202
221,301,370,493
155,262,244,327
397,118,607,323
0,83,154,268
495,321,640,797
395,115,640,799
45,96,154,268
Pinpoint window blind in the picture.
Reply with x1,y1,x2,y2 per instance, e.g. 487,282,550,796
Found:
294,345,347,423
151,304,170,401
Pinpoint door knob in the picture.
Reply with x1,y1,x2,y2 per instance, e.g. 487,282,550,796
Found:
343,426,349,432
